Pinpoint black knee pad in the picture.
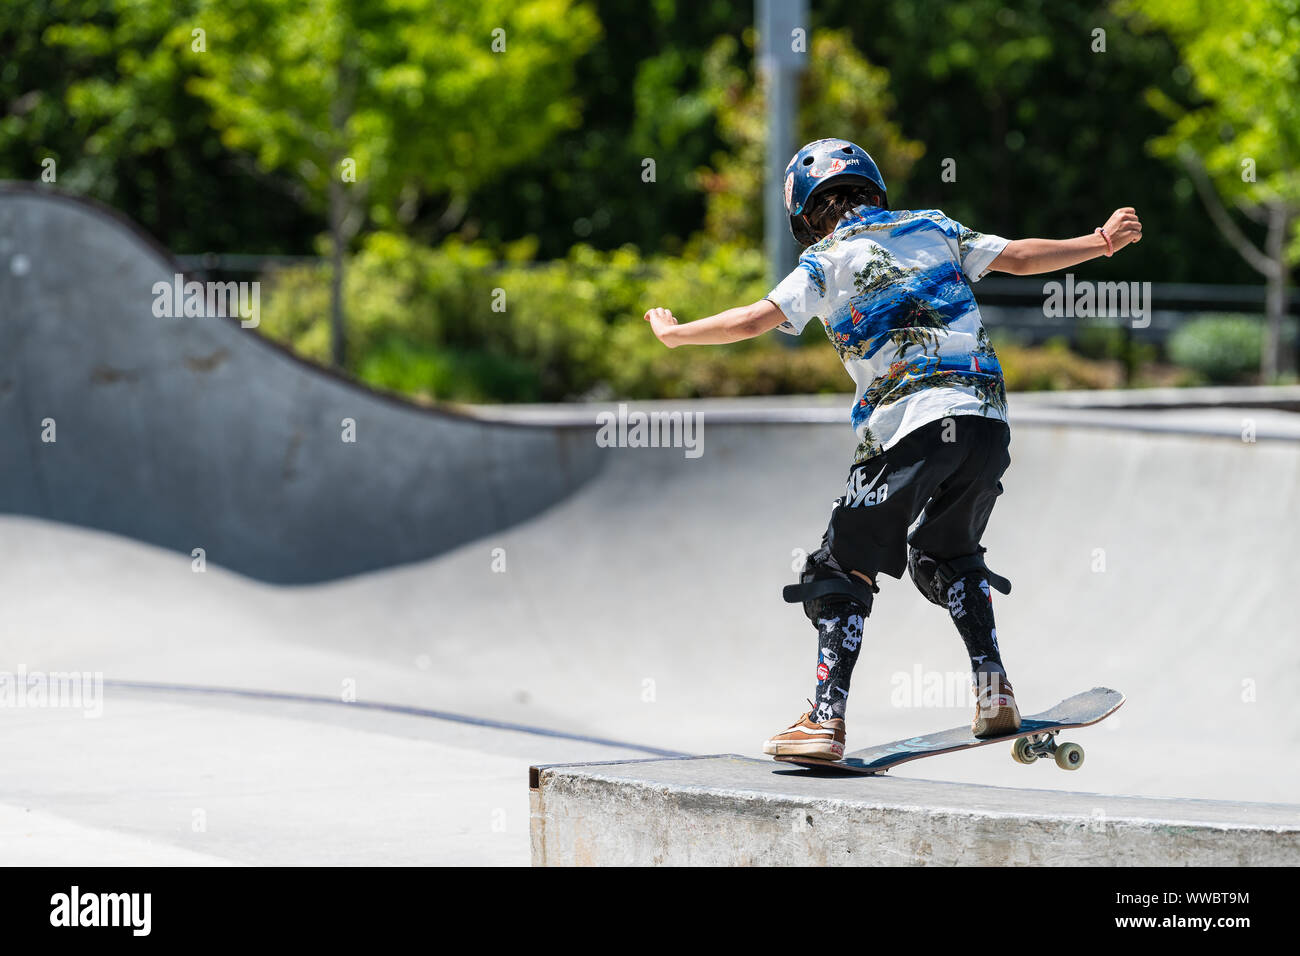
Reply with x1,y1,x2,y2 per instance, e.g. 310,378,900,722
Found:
908,547,1011,609
783,547,878,622
907,549,949,608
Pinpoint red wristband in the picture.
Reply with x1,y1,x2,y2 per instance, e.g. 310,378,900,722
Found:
1095,226,1114,257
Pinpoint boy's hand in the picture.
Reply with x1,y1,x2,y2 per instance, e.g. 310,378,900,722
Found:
991,209,1144,275
1102,207,1142,252
644,307,679,347
641,300,783,346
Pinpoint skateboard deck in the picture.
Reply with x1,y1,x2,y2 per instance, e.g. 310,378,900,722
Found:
774,686,1124,775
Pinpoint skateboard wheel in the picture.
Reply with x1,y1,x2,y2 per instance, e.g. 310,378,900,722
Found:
1011,737,1036,764
1054,742,1084,770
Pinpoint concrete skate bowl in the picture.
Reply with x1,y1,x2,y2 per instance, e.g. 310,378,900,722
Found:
0,185,603,583
6,409,1299,864
5,185,1300,864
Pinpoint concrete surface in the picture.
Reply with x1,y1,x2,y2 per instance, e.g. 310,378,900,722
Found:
3,687,658,866
3,186,1298,865
530,756,1300,866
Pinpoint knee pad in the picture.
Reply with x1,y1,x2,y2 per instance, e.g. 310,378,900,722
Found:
908,547,1012,609
783,546,878,622
907,550,948,608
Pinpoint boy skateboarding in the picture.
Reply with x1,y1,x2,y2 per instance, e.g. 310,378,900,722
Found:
643,138,1141,761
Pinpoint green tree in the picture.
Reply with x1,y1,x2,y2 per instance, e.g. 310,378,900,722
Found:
696,28,923,246
186,0,599,365
1124,0,1300,378
0,0,319,251
822,0,1248,284
458,0,752,257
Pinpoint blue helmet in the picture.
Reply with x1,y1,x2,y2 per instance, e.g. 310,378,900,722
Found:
783,138,887,245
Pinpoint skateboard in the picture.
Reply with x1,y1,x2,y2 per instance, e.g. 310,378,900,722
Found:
774,686,1124,775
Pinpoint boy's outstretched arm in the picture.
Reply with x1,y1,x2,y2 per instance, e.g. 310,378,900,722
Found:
990,207,1142,276
644,299,787,348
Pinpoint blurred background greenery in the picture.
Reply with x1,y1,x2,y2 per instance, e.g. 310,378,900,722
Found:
4,0,1297,401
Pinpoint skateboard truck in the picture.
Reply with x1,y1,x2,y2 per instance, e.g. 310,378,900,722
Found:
1010,730,1085,770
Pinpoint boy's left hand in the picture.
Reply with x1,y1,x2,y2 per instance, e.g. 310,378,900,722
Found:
644,307,678,346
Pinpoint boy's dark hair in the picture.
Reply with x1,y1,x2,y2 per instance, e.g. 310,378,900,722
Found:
804,183,885,239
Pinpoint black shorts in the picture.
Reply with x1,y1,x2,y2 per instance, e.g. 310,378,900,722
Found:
813,415,1011,580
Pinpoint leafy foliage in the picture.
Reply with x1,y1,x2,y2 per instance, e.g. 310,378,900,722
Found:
260,232,850,400
259,232,1130,401
1125,0,1300,228
1168,314,1268,383
1,0,319,249
185,0,600,229
695,29,923,245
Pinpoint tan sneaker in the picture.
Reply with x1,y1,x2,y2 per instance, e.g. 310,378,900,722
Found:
762,710,845,760
972,672,1021,738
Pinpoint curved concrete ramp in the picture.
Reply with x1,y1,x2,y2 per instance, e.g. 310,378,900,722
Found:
0,186,602,583
530,756,1300,866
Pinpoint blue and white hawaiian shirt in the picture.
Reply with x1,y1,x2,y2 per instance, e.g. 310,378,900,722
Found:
766,205,1010,461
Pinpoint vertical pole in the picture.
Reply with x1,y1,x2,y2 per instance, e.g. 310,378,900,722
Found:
756,0,808,289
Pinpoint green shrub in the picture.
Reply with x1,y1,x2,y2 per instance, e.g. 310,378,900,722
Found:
261,234,777,401
259,235,1133,402
1167,314,1263,384
994,336,1118,391
1075,321,1126,361
1074,321,1158,379
356,337,543,403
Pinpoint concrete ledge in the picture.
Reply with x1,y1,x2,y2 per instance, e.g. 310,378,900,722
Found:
468,389,1300,441
529,755,1300,866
